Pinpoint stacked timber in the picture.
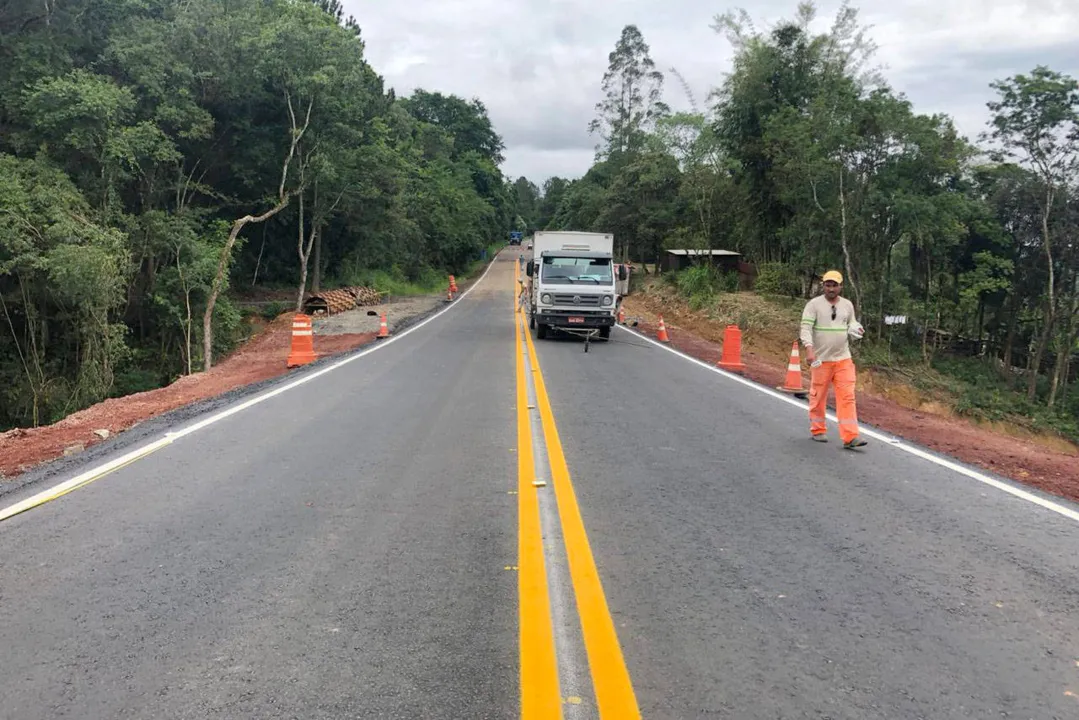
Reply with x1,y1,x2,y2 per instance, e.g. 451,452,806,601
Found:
302,286,386,316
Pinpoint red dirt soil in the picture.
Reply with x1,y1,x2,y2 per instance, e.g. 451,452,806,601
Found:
0,313,376,480
623,296,1079,506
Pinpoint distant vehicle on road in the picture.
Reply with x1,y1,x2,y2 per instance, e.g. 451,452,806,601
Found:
524,230,625,341
509,231,523,245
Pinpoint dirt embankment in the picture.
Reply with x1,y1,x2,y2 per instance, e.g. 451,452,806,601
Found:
622,290,1079,506
0,293,450,482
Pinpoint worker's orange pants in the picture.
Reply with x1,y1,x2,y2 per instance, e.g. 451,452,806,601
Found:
809,358,860,443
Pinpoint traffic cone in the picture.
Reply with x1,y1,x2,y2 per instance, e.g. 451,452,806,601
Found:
717,324,746,374
287,314,317,367
449,275,458,294
776,341,807,397
656,315,671,343
446,288,454,302
376,312,389,339
617,306,626,324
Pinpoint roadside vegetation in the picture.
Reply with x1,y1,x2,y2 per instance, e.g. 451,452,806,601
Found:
0,0,523,431
510,2,1079,445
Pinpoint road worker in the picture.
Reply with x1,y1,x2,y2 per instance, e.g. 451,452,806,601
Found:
799,270,867,449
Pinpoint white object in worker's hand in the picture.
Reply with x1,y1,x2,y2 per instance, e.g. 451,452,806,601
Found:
811,358,822,369
848,321,865,340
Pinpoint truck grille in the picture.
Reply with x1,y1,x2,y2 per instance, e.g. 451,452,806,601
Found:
551,294,601,306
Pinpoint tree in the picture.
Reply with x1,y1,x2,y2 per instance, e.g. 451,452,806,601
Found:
588,24,670,160
0,0,515,431
511,177,541,230
537,177,569,230
984,66,1079,401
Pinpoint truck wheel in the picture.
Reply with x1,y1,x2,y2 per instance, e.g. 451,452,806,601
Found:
599,326,611,340
536,323,547,339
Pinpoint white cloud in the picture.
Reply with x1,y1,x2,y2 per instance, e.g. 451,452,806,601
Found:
344,0,1079,182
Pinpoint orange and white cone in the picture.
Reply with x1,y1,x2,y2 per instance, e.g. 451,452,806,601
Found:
376,312,390,339
776,341,807,397
656,315,670,343
617,306,626,324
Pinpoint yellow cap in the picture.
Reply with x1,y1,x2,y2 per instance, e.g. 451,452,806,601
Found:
822,270,843,284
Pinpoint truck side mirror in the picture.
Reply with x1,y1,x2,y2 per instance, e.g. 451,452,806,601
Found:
618,265,627,281
526,261,534,277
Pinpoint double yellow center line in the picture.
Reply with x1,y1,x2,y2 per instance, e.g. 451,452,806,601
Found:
514,261,640,718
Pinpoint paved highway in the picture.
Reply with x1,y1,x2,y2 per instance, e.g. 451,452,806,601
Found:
2,250,1079,719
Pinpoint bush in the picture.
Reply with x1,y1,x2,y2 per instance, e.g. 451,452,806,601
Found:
676,265,716,298
260,300,290,320
755,262,801,297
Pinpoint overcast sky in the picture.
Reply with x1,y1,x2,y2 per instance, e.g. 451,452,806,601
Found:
343,0,1079,185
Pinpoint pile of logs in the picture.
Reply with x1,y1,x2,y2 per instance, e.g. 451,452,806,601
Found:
302,286,386,316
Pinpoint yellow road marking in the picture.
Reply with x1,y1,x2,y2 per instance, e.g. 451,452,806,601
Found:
523,316,642,718
516,305,563,718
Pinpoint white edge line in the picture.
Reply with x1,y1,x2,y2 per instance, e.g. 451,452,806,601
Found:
0,253,502,521
614,324,1079,524
0,437,173,521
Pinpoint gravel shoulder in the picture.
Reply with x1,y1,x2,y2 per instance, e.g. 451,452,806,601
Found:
314,294,447,335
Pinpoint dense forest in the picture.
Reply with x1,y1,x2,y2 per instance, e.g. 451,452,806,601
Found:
0,0,518,431
512,3,1079,428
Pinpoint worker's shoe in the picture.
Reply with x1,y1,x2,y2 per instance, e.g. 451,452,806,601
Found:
811,434,828,443
843,436,868,449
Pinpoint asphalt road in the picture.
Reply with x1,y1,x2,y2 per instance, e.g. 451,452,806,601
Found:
3,249,1079,719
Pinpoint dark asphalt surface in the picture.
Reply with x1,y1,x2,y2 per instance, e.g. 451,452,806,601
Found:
534,327,1079,718
0,260,517,719
4,250,1079,719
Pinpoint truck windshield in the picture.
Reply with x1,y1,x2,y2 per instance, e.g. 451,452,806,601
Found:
541,257,612,284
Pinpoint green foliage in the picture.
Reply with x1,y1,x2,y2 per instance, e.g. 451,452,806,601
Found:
671,265,739,310
0,153,130,427
754,263,801,297
676,265,716,302
589,24,670,158
0,0,514,430
337,265,446,297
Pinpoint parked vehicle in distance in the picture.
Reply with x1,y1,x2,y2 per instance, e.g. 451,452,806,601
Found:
525,230,625,340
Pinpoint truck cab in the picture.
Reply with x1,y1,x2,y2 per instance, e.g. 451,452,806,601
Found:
525,231,626,340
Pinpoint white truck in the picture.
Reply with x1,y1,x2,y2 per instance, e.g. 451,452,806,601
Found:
524,230,626,342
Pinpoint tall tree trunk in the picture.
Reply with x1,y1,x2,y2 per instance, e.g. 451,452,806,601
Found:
921,253,931,365
201,93,311,371
1028,185,1056,400
312,229,322,294
202,200,291,370
176,249,192,376
295,191,320,313
252,223,268,286
876,235,897,340
1048,298,1079,407
1001,296,1018,376
837,165,862,312
1026,303,1054,401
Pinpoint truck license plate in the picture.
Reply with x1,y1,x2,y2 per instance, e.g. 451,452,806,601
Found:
568,316,584,323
